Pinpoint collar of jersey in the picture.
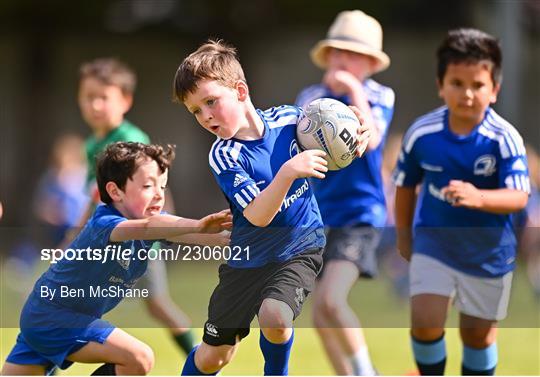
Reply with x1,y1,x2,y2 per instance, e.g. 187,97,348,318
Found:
443,107,488,143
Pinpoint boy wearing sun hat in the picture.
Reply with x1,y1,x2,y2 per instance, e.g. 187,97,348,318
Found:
296,10,395,376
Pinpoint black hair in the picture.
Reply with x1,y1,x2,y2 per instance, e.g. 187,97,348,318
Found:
437,28,502,84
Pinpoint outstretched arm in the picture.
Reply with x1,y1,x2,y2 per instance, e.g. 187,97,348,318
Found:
110,210,232,242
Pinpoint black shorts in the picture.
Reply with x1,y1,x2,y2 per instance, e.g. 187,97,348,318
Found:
202,248,323,346
322,226,381,278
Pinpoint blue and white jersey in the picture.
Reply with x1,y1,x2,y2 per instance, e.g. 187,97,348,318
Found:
394,106,530,277
209,105,325,268
28,204,155,317
295,79,395,227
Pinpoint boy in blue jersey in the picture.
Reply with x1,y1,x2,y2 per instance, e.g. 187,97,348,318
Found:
2,142,232,376
296,10,394,376
172,40,371,375
394,28,529,376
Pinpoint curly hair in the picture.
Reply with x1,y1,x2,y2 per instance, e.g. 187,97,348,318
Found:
96,142,175,204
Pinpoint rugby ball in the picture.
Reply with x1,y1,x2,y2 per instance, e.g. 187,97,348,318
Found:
296,98,359,170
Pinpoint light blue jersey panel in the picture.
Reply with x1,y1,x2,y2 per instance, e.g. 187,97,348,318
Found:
209,105,325,268
295,79,395,227
394,106,530,277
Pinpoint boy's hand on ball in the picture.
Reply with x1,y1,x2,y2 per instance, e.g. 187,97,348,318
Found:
283,150,328,180
349,106,372,157
198,209,233,233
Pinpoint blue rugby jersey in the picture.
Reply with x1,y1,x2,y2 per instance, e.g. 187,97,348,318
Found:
209,105,325,268
393,106,530,277
28,204,154,317
295,79,395,227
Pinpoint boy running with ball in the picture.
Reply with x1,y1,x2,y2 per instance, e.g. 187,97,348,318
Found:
173,39,371,375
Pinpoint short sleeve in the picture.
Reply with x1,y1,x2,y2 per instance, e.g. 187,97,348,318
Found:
498,144,530,194
208,139,260,211
90,210,127,246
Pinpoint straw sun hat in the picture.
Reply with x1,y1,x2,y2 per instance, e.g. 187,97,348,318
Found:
310,10,390,74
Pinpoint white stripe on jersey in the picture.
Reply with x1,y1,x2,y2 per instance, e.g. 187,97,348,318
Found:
402,107,446,151
364,78,395,108
240,188,253,202
209,139,225,175
478,126,511,159
485,110,526,156
505,175,514,189
505,174,531,193
267,114,299,129
404,123,444,153
209,139,244,175
234,193,248,208
393,170,405,186
246,184,259,197
261,106,300,129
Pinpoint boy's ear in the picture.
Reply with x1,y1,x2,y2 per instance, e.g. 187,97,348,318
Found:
436,78,444,99
235,80,249,101
105,182,123,202
121,93,134,113
490,83,501,104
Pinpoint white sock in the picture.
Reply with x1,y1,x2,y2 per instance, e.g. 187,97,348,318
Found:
349,346,376,376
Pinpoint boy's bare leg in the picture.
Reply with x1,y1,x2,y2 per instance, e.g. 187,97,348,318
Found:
194,342,238,374
67,328,154,375
313,260,374,375
1,362,46,375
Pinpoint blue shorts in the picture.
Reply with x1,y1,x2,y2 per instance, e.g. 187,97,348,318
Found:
6,297,115,370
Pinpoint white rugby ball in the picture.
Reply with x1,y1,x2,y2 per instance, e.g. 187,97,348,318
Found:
296,98,359,170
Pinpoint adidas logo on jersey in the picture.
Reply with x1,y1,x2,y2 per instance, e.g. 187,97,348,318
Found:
233,174,248,187
511,159,527,172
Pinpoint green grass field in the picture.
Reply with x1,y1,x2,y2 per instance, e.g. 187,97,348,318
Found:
1,260,539,375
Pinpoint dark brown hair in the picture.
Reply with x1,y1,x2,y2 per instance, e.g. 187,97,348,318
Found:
437,28,502,85
172,39,246,103
96,142,175,204
80,57,137,95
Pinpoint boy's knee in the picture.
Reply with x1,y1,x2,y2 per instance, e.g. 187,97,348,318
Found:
315,293,344,321
128,344,155,375
411,328,445,342
460,328,496,349
196,344,234,374
259,299,293,329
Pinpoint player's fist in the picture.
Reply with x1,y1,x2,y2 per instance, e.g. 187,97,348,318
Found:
441,180,483,209
282,150,328,180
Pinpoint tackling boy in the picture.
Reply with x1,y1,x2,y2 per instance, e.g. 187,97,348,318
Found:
2,142,231,375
